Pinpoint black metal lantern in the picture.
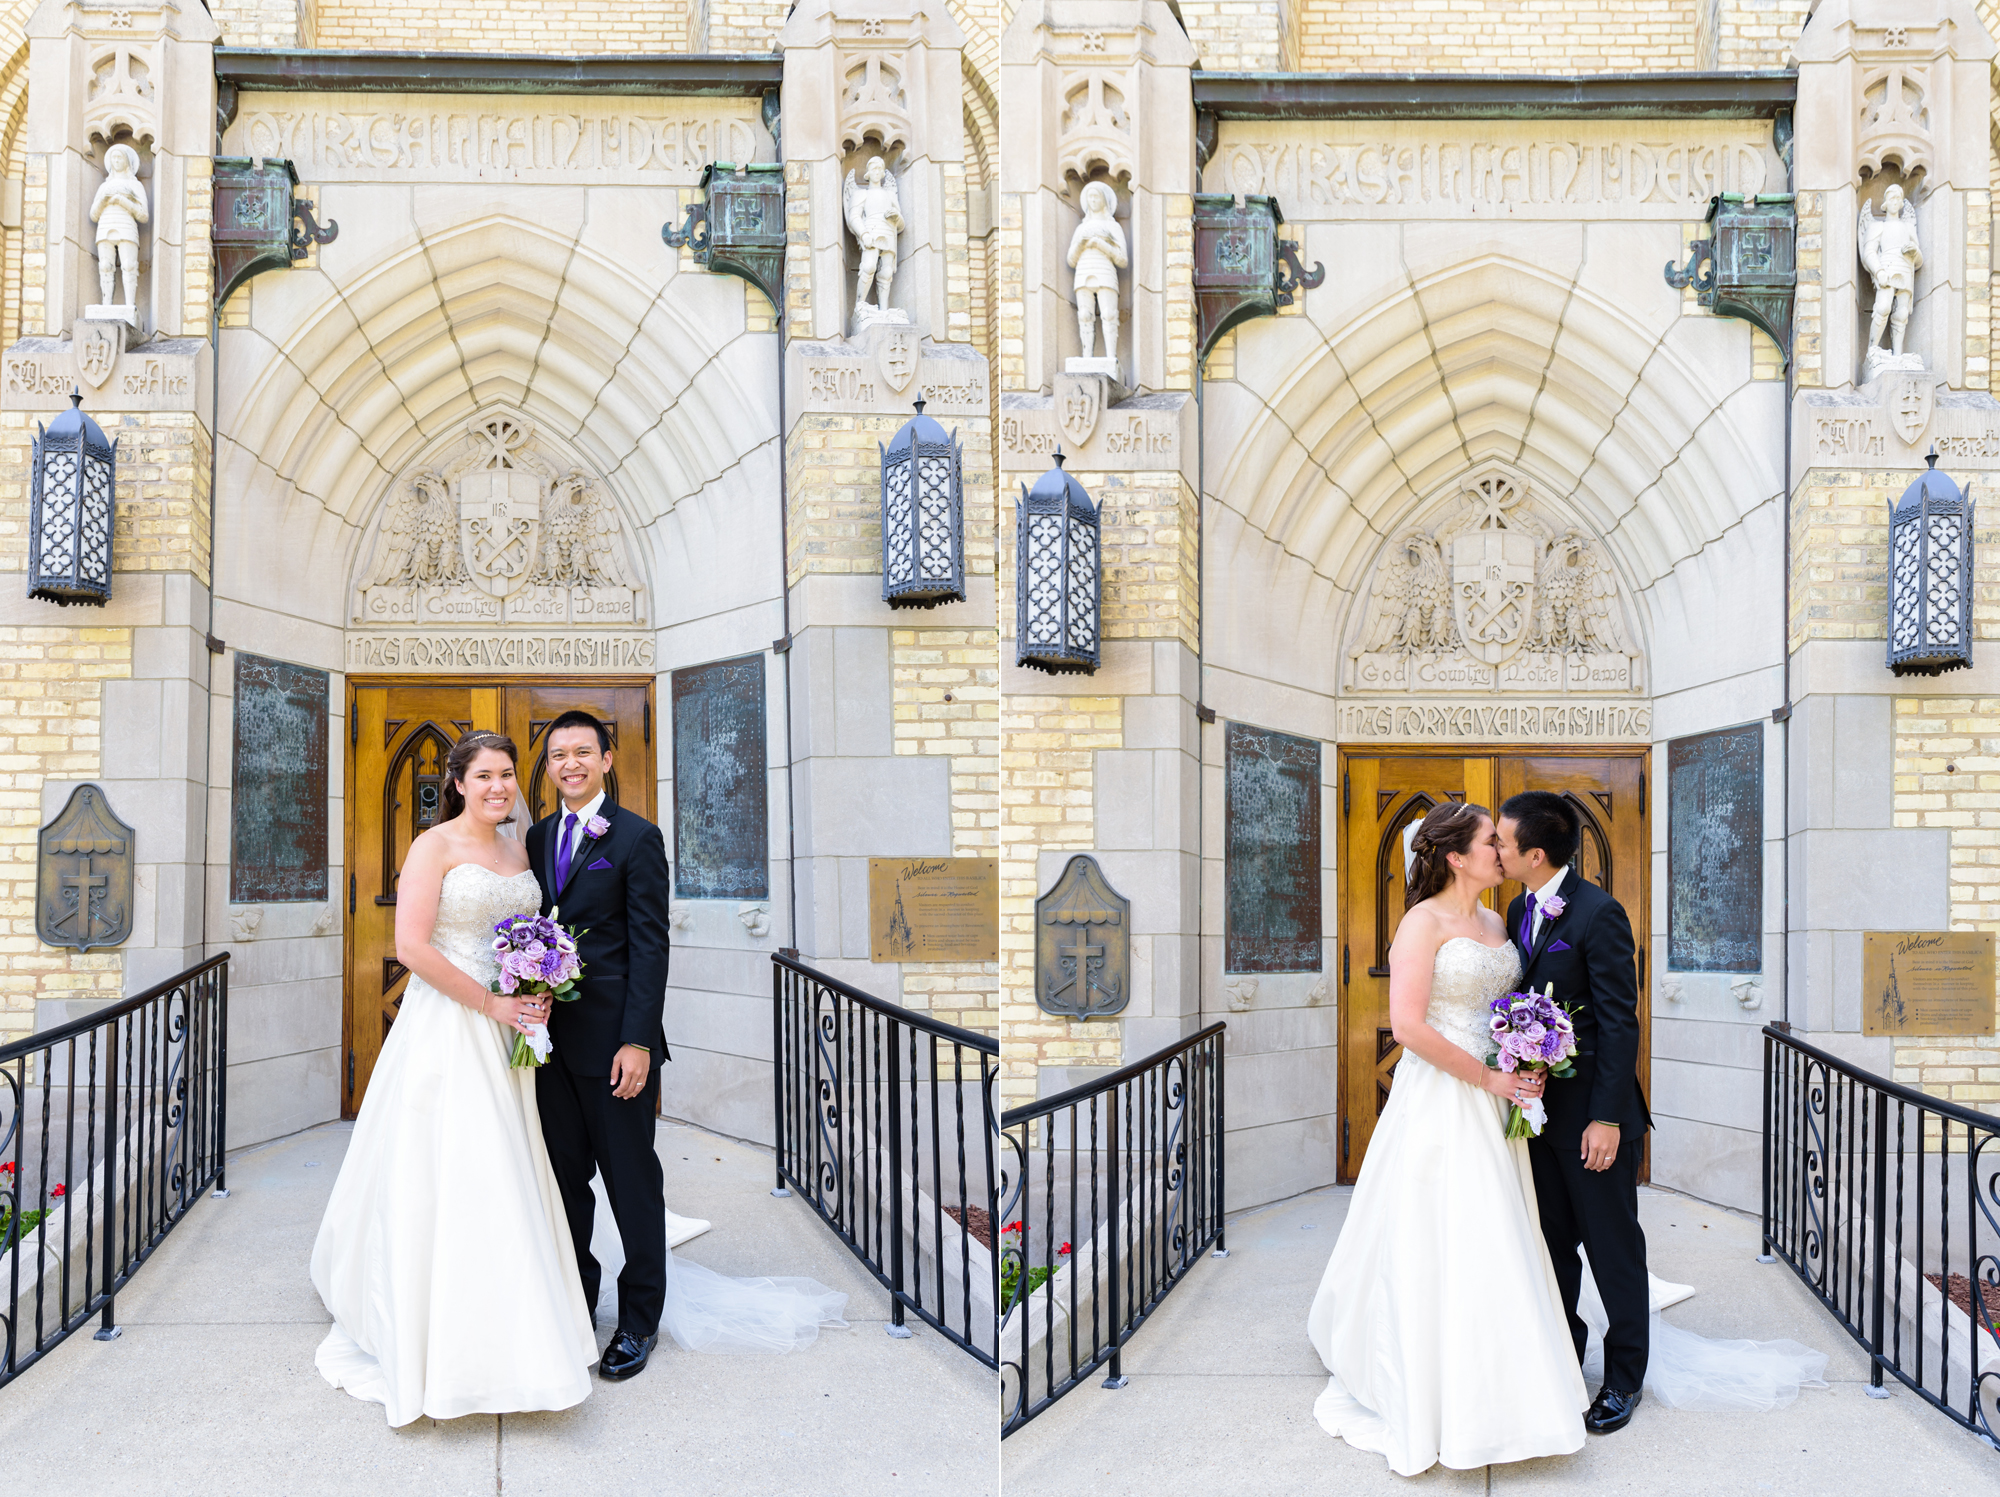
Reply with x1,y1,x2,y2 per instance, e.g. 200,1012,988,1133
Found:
881,397,965,608
1887,448,1974,676
1015,451,1101,674
28,392,114,607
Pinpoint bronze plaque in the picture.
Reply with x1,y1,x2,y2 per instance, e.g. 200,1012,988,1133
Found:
1863,932,1997,1038
868,857,999,963
38,784,135,952
1225,721,1322,974
1668,724,1763,972
672,654,769,900
1035,855,1131,1019
232,653,330,902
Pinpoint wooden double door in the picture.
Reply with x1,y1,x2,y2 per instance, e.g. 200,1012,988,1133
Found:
1337,749,1650,1182
342,677,657,1116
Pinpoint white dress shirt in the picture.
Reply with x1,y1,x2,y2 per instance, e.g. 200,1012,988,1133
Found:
1527,865,1569,946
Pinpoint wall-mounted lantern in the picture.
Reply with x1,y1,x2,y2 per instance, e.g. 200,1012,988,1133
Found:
1191,193,1325,363
662,162,787,309
212,157,339,305
1887,448,1973,677
1664,191,1797,362
881,397,966,608
28,393,114,607
1015,451,1101,674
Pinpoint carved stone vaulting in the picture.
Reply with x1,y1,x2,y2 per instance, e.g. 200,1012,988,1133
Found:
1345,468,1642,698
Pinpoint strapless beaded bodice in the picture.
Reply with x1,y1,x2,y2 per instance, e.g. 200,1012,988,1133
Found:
1426,938,1523,1062
429,864,542,983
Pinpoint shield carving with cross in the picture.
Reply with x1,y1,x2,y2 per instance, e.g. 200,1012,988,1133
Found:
1450,526,1539,665
1035,854,1132,1019
37,783,135,953
456,466,545,600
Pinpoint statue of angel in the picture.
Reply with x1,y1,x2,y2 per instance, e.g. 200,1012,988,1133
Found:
1859,183,1923,361
1357,533,1456,656
1067,182,1128,362
369,472,465,587
843,156,904,319
90,144,149,309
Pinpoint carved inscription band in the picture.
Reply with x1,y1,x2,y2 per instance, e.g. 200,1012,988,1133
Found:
1211,123,1779,218
1338,701,1653,742
227,98,766,183
347,633,657,672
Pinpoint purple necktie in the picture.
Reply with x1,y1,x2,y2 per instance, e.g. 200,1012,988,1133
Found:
554,811,578,897
1520,892,1539,955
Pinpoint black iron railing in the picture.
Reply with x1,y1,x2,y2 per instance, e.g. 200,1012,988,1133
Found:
999,1022,1226,1435
1763,1024,1999,1448
772,954,999,1365
0,954,229,1388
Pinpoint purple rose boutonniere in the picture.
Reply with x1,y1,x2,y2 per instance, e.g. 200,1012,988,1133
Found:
1540,894,1566,920
585,814,610,839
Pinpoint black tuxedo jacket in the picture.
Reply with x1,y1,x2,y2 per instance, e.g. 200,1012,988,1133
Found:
525,799,672,1077
1506,867,1652,1147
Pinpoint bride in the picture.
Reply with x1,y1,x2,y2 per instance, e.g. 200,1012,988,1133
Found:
310,732,846,1427
1308,802,1586,1473
1306,802,1826,1475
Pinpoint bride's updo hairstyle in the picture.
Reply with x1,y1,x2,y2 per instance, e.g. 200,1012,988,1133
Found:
1404,801,1492,910
442,731,519,823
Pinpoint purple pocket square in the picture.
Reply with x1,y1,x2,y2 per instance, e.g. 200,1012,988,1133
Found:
586,857,614,871
1548,939,1572,952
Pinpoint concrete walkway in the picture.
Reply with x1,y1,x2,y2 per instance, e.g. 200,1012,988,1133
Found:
0,1120,994,1497
1002,1186,1999,1496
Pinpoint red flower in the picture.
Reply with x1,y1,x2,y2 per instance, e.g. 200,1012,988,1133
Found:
48,1184,64,1199
1059,1242,1072,1255
1003,1221,1021,1234
0,1162,13,1175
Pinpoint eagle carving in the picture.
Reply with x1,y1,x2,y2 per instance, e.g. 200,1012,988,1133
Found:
368,471,466,587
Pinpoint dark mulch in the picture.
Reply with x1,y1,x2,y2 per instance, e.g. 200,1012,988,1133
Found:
1924,1272,2000,1336
944,1205,992,1251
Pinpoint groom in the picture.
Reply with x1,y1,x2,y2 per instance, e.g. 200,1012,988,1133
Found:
1497,791,1653,1435
527,709,673,1381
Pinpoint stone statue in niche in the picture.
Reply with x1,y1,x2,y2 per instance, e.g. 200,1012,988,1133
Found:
90,144,148,320
1859,183,1924,379
843,156,907,329
1066,181,1127,377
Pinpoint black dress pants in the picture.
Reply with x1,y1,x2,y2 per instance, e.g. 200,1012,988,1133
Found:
1528,1130,1650,1394
536,1060,667,1339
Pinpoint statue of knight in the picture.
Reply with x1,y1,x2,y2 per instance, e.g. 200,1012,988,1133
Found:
1067,182,1128,369
90,144,149,312
1858,183,1923,372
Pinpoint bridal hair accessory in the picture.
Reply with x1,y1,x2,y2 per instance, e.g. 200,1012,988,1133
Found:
489,908,586,1068
1402,820,1421,881
1486,981,1579,1139
585,814,610,839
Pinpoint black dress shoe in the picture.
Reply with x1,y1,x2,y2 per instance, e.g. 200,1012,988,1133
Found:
598,1330,659,1381
1585,1386,1642,1434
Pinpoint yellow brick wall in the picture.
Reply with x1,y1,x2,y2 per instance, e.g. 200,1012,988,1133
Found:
1967,189,1992,393
997,192,1025,392
998,692,1123,1109
1794,190,1825,389
891,624,999,1034
309,0,698,52
1890,698,2000,1114
1178,0,1293,72
207,0,313,47
699,0,787,52
0,623,131,1045
1290,0,1700,73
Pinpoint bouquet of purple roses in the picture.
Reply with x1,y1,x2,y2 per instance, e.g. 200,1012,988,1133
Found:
1487,982,1579,1139
489,909,585,1069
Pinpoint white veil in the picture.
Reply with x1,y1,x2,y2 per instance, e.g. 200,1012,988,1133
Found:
588,1175,848,1354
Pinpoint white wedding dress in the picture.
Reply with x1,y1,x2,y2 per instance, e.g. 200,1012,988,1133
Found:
1306,936,1829,1475
311,863,848,1427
